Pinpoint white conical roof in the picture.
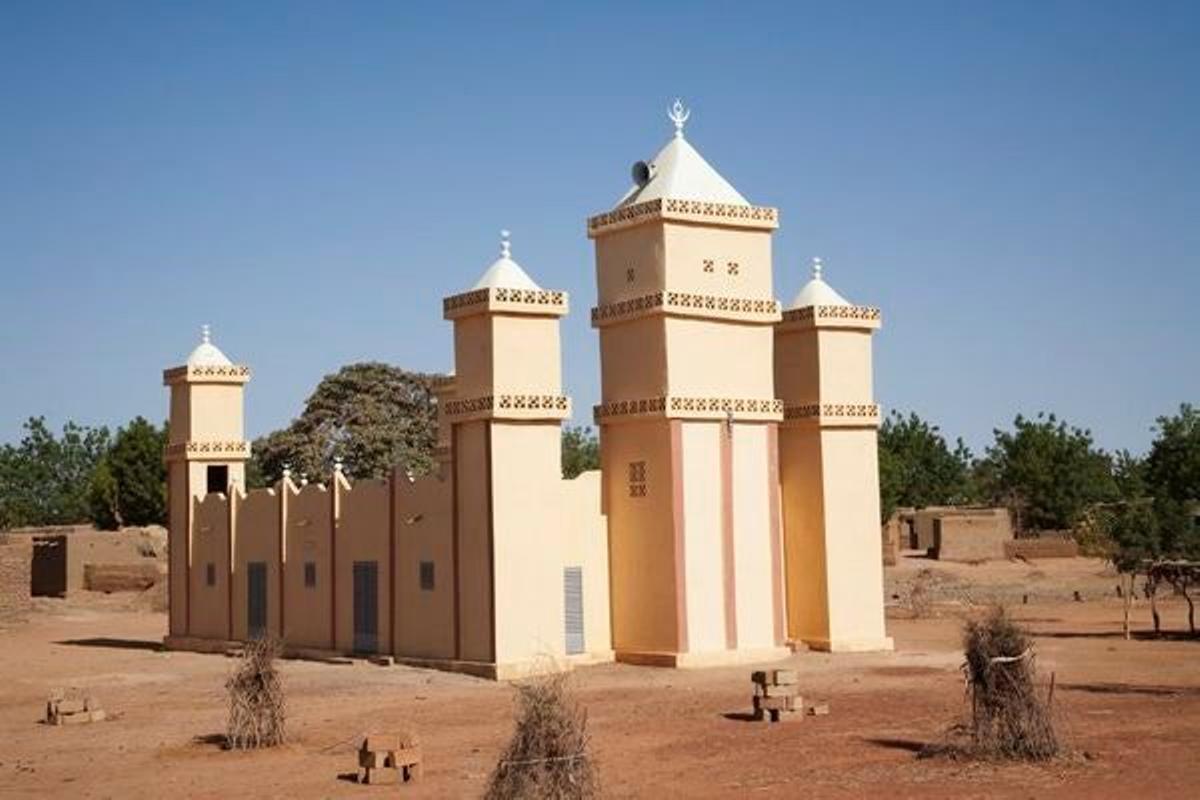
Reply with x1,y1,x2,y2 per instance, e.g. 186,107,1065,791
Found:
788,258,852,309
470,230,541,291
615,100,749,209
186,324,233,366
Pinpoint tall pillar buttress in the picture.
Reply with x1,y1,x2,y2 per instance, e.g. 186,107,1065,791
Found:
441,235,572,672
774,273,892,652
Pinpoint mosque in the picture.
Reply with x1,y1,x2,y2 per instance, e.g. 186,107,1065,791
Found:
162,102,892,678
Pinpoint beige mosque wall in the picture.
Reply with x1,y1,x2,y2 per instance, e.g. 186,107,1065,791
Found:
490,317,562,395
664,319,774,398
558,470,612,658
774,330,819,404
778,426,829,644
189,493,230,640
284,483,333,649
602,420,679,655
491,422,565,665
231,487,282,641
817,331,874,401
730,423,779,650
453,420,494,663
660,223,773,298
185,384,245,440
167,464,189,635
333,475,391,653
452,315,494,399
168,389,190,443
394,473,455,659
679,421,725,653
819,428,888,650
598,318,667,400
594,224,666,304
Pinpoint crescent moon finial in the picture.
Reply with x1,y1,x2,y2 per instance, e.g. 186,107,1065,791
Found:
668,98,690,138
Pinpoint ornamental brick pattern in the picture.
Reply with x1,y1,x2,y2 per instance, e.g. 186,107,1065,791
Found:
163,440,252,460
782,403,881,427
591,291,781,326
442,287,567,317
594,395,784,422
442,393,571,420
780,304,881,326
587,197,779,236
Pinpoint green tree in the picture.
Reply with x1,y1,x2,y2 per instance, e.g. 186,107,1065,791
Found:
877,411,975,521
562,426,600,479
249,362,438,484
0,417,110,529
89,417,168,529
977,413,1116,532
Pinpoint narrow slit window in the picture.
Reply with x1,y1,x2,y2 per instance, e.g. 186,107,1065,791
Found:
628,461,647,498
304,561,317,588
419,561,435,591
205,563,216,586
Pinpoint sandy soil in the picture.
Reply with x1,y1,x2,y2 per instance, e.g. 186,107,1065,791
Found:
1,559,1198,799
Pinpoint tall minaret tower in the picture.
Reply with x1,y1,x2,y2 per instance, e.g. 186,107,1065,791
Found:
441,232,572,674
162,325,251,637
774,259,892,652
589,102,789,666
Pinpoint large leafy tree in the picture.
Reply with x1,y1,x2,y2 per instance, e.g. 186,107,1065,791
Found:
562,426,600,479
249,362,439,484
0,417,110,529
1143,404,1200,558
977,412,1116,532
877,411,976,521
89,417,167,529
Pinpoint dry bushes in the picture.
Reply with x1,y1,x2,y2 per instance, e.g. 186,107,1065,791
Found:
943,607,1060,760
484,670,598,800
225,636,286,750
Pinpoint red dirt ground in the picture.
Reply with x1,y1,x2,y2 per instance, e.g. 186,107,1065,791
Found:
1,560,1198,798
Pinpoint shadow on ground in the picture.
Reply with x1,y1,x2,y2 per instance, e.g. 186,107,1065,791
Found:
1060,682,1200,697
1030,630,1199,642
55,637,163,652
862,738,928,753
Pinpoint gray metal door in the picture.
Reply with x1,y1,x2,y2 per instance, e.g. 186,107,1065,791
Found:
247,562,268,639
564,566,584,655
353,561,379,654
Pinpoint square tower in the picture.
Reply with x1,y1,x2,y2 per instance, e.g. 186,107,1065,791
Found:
589,105,789,666
774,261,892,652
162,326,251,637
441,233,574,675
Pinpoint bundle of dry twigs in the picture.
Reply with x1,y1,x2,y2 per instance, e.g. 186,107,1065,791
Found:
225,636,286,750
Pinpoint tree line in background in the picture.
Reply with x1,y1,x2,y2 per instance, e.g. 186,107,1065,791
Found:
1,360,1194,579
0,416,167,530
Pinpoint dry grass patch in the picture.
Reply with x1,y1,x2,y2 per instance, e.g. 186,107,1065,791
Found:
225,636,286,750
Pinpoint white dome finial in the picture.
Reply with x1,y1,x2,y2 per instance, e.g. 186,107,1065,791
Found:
812,257,823,281
668,98,690,138
500,229,511,259
201,324,212,345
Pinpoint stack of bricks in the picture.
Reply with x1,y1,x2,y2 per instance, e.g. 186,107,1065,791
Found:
751,668,799,722
46,690,106,725
358,732,422,785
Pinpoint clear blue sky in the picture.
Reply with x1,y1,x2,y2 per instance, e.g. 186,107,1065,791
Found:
2,1,1197,455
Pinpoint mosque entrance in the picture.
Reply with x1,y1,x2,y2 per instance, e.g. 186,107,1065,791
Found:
352,561,379,654
247,561,267,639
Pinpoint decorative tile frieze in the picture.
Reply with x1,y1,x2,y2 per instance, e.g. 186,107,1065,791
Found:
587,197,779,237
162,364,252,385
782,402,881,428
164,440,252,461
591,291,781,327
779,304,882,331
442,287,568,320
441,393,571,421
594,395,783,423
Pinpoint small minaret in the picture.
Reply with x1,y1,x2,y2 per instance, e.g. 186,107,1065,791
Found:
441,231,571,672
774,259,892,652
162,325,251,637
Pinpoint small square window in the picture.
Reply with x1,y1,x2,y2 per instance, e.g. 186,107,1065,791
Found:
205,563,216,586
304,561,317,588
419,561,435,591
625,267,636,283
702,259,714,273
726,261,740,276
206,465,229,495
